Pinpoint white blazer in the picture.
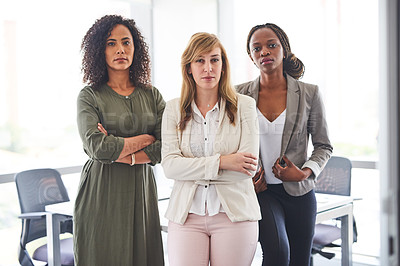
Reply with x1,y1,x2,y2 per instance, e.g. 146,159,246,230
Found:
161,94,261,224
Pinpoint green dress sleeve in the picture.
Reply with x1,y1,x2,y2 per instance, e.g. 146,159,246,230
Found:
77,86,124,163
142,86,166,165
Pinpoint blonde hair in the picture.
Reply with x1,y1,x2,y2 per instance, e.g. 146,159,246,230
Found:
179,32,237,130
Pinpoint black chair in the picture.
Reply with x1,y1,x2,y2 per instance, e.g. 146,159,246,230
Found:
311,156,358,263
15,168,74,266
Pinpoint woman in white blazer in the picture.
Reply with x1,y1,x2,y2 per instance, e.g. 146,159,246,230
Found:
161,32,261,266
236,23,333,266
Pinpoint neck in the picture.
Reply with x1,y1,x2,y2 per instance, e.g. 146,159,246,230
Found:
259,70,286,91
107,69,132,91
195,90,219,109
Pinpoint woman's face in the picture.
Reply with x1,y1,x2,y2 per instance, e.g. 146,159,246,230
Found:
189,47,223,94
249,27,284,75
105,24,134,73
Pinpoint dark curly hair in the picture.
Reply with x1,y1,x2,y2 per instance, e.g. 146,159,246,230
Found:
246,23,305,80
81,15,151,90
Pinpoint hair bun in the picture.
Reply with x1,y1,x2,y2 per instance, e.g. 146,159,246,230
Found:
284,52,304,79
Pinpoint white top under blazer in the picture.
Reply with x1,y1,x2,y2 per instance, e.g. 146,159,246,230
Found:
257,108,286,184
189,102,224,216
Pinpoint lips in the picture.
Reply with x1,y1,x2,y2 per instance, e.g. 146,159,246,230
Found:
114,58,127,61
202,76,214,81
261,58,273,64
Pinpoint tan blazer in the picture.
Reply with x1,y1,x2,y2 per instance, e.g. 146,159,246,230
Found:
161,94,261,224
236,75,333,196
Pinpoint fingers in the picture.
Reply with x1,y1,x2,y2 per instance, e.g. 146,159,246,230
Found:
272,163,281,178
241,153,258,169
147,134,156,141
240,152,258,160
272,159,282,170
97,123,108,135
254,176,267,193
282,155,292,166
244,158,258,167
221,153,258,174
244,163,257,171
272,166,278,178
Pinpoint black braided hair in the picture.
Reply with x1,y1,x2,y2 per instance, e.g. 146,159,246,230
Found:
246,23,305,79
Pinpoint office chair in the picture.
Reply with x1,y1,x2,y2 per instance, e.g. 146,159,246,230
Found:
311,156,358,264
15,168,74,266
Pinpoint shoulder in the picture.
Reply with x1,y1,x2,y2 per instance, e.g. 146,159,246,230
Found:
235,80,253,92
165,97,181,112
236,93,256,106
149,85,163,96
137,85,161,96
235,78,259,94
166,97,180,106
291,79,326,111
78,85,98,102
287,75,318,94
79,83,109,96
298,80,318,93
138,85,166,103
79,85,94,95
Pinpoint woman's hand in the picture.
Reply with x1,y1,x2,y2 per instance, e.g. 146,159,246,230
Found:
272,155,312,182
115,154,131,164
220,152,258,176
253,168,267,193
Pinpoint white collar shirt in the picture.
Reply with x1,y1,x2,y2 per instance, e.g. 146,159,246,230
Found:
189,101,224,216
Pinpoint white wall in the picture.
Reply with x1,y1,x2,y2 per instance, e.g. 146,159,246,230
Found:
152,0,218,101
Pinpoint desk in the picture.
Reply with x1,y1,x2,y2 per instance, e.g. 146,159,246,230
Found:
45,193,353,266
316,193,353,266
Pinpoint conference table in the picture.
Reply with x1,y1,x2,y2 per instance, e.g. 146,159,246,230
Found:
45,193,353,266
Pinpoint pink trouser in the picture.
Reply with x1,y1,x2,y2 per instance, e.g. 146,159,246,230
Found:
167,212,258,266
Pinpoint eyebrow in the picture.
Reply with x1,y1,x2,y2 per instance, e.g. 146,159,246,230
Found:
107,37,131,41
251,38,278,45
196,53,221,59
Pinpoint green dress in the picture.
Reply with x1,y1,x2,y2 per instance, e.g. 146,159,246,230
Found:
74,84,165,266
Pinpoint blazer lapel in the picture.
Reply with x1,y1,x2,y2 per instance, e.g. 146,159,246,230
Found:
281,75,300,156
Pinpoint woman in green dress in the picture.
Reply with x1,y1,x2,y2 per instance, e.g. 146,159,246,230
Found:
74,15,165,265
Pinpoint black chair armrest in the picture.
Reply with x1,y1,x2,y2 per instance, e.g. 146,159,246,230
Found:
18,212,48,219
19,212,72,222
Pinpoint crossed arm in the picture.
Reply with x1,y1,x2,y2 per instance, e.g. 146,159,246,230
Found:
97,123,154,165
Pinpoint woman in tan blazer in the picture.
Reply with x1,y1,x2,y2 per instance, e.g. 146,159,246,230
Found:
161,32,261,266
236,23,333,266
